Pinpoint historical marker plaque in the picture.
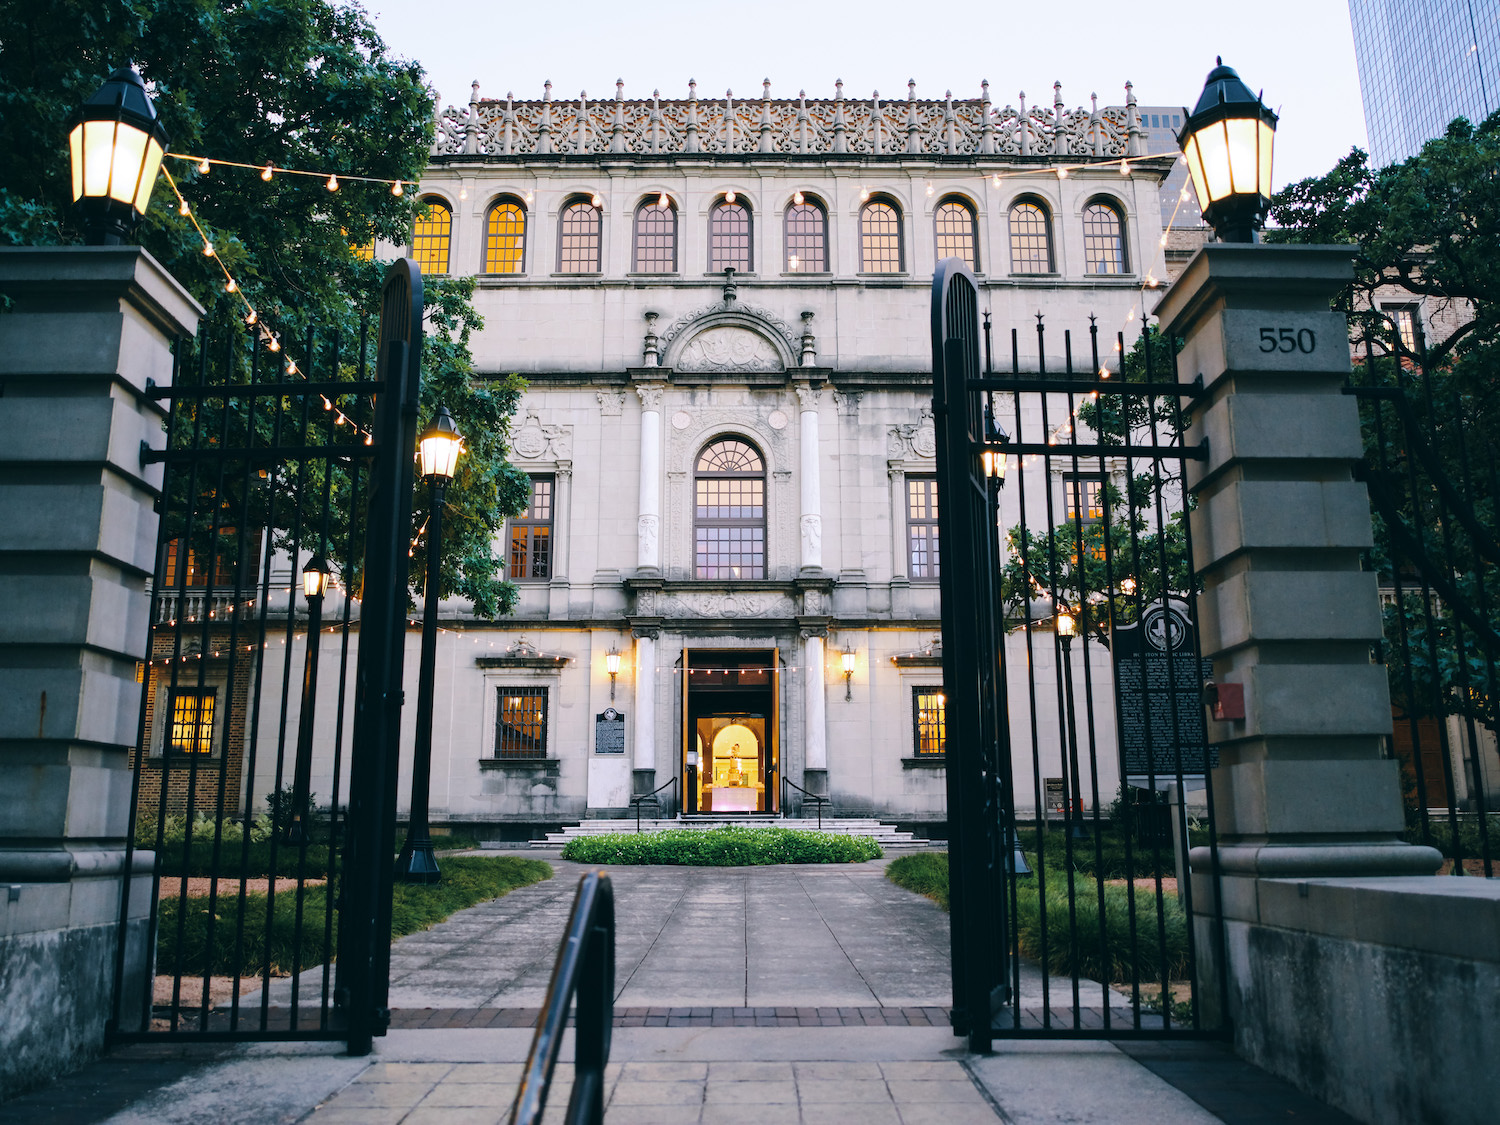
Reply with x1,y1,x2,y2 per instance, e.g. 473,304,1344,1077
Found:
594,707,626,754
1112,603,1215,779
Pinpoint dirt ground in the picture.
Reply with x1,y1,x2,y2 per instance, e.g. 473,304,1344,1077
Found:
155,877,325,899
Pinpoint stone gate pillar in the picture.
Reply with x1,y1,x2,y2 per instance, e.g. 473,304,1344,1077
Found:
0,247,202,1097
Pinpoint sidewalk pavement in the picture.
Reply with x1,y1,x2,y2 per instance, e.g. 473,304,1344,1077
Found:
3,851,1361,1124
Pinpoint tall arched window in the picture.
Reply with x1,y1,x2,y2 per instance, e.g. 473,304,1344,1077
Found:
633,199,677,272
558,198,602,273
1082,200,1128,275
411,198,451,274
709,199,752,272
695,438,766,580
934,197,978,271
484,198,526,274
860,197,903,273
784,199,826,272
1008,198,1054,274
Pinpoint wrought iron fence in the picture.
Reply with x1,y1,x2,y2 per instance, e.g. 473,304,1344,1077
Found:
934,258,1228,1048
1348,320,1497,877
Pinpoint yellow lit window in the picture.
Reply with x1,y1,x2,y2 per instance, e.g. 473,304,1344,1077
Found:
485,202,525,273
169,689,215,755
913,688,946,755
411,199,451,274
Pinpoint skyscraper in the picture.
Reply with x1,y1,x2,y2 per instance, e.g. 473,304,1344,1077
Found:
1349,0,1499,167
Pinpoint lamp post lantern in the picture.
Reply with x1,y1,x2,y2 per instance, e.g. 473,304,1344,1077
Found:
841,647,856,701
286,555,330,844
1056,611,1088,840
1178,58,1278,244
606,647,621,700
68,64,170,246
397,407,463,884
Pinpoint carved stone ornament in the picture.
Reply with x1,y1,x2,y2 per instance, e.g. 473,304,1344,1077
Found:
800,514,822,558
656,591,796,618
676,326,783,374
887,409,937,459
636,384,666,411
658,302,798,366
768,409,789,430
511,410,572,460
596,389,626,416
671,410,692,430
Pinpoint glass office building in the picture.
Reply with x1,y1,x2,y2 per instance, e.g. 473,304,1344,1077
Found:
1349,0,1499,167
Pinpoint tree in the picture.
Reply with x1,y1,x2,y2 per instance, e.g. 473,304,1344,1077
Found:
0,0,529,615
1268,112,1500,777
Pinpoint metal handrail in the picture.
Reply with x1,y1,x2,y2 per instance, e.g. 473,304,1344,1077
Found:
630,774,679,831
508,871,615,1125
780,775,830,830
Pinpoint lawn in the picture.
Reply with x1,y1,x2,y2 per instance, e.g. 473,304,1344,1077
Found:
155,855,552,977
560,825,882,865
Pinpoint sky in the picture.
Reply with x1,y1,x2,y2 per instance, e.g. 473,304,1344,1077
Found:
365,0,1368,189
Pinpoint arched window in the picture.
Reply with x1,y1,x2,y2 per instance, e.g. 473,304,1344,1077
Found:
558,198,602,273
633,198,677,272
860,198,903,273
709,199,752,272
1008,198,1054,274
784,199,826,273
484,199,526,274
1082,200,1128,275
411,198,451,274
694,438,766,580
934,197,978,271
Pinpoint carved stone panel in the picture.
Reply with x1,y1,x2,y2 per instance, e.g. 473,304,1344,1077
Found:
657,591,797,618
676,326,784,374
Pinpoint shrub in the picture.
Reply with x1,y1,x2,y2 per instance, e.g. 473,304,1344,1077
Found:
155,856,552,977
560,826,881,865
885,853,951,910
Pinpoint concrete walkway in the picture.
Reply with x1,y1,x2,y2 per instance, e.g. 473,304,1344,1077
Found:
4,852,1361,1125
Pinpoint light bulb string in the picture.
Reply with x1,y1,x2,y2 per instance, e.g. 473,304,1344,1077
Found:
161,167,376,447
167,152,416,191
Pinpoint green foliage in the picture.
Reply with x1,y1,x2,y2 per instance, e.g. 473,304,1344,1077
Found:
559,826,882,866
885,850,1189,983
1403,812,1500,861
884,853,951,910
0,0,529,615
155,838,332,879
156,855,552,977
136,809,272,852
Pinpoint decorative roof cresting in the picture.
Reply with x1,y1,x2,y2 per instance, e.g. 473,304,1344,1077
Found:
430,79,1150,159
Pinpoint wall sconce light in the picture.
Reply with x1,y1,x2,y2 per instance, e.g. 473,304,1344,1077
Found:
842,646,856,700
606,646,621,700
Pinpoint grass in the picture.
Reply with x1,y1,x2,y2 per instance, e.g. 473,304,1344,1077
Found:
887,850,1189,983
155,855,552,978
559,825,882,865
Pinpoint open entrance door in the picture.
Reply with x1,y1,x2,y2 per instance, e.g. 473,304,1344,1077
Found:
683,649,778,814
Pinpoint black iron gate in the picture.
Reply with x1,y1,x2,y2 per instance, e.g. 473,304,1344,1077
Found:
110,261,422,1047
934,259,1228,1049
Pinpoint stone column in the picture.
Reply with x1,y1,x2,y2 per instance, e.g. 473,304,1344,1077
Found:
635,384,665,573
547,460,572,619
632,631,657,773
0,247,203,1097
1154,244,1441,1020
796,383,823,573
803,631,828,772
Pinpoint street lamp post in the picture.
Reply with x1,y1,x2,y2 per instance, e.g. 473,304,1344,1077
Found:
397,407,463,884
1178,58,1278,244
68,64,169,246
1056,611,1088,840
286,555,330,845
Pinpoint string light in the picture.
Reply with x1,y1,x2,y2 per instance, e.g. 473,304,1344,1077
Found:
197,157,210,174
992,173,1002,188
793,190,804,205
225,279,236,293
859,186,870,202
658,191,670,208
261,163,274,181
325,174,339,192
724,189,736,204
170,153,415,193
525,190,534,204
1056,167,1068,180
179,199,190,216
591,192,602,207
392,181,403,196
202,242,214,256
925,182,934,197
459,187,468,200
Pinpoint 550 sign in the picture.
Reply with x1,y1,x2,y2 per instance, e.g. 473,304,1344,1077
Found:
1259,326,1317,354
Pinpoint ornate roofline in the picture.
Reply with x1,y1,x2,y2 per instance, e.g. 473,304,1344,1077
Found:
431,78,1153,161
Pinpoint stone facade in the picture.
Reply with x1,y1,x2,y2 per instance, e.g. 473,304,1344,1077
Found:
239,80,1180,833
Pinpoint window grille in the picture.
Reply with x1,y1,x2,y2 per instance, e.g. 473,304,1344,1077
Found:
559,200,602,272
695,439,766,579
907,476,940,579
709,201,752,272
1383,304,1420,353
485,200,526,273
784,201,826,272
1008,199,1054,274
860,199,903,273
508,476,553,580
633,201,677,273
1083,201,1127,274
496,687,548,759
168,687,216,755
411,199,451,274
912,687,946,756
934,199,978,271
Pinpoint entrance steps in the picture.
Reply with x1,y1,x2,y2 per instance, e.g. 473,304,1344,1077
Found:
531,816,929,848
